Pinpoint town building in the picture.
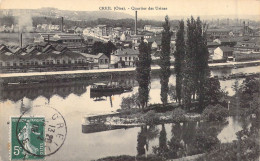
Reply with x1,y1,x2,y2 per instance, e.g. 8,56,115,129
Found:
0,44,91,72
80,53,109,69
110,48,139,67
34,33,88,53
212,46,234,62
144,25,164,33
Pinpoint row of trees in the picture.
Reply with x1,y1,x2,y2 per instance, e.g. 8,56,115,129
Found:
135,15,223,111
174,17,211,110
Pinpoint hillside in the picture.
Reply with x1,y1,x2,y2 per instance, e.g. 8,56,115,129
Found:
0,8,134,21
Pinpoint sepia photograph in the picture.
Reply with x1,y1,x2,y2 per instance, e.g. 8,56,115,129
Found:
0,0,259,160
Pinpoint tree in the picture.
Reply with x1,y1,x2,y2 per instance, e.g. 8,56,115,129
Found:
202,77,223,106
159,16,173,105
174,20,185,104
236,76,260,109
136,38,152,109
104,41,117,60
195,17,210,109
182,17,196,109
182,16,209,110
92,41,106,54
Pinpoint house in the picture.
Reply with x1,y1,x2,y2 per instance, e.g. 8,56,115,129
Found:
213,38,237,47
213,46,234,62
207,28,231,40
80,53,109,69
142,31,154,39
94,25,108,37
131,35,143,44
144,25,164,33
110,48,139,67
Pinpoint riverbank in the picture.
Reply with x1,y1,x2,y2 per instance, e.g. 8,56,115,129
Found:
0,60,260,84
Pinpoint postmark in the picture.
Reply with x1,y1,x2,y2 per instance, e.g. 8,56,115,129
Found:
10,106,67,160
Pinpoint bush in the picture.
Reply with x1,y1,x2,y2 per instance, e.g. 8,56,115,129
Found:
194,130,220,153
202,104,228,122
142,110,160,125
171,108,186,122
120,93,139,109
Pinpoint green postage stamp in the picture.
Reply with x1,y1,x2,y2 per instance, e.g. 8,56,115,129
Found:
11,117,45,160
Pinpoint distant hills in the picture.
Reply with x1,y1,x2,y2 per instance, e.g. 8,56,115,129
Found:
0,8,134,21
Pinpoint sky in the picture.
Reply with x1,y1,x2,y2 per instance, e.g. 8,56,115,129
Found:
0,0,260,18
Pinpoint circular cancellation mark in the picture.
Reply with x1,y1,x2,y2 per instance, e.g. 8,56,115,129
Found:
15,106,67,158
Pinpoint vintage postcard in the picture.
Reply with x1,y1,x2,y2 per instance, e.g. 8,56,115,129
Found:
0,0,260,160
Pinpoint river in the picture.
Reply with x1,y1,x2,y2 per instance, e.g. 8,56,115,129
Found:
0,65,258,160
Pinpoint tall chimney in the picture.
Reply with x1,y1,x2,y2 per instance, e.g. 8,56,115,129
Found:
243,21,246,35
20,33,22,48
135,11,137,35
227,18,229,26
48,34,50,44
61,17,64,32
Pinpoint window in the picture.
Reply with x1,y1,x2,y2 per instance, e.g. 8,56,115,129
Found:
68,60,71,64
125,57,127,61
120,57,122,61
129,57,131,61
46,60,50,65
26,61,30,65
42,61,45,65
57,60,60,64
105,59,108,63
20,61,23,66
13,62,17,66
100,59,103,64
75,60,78,64
6,62,10,66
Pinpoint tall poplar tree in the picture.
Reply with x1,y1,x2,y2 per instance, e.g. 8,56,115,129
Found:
183,16,209,110
195,17,210,109
159,16,173,105
182,17,196,109
174,20,185,104
136,38,152,109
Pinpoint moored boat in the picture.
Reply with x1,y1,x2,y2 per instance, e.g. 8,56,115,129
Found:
90,83,132,93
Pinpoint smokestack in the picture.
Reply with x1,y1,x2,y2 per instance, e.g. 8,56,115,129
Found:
135,11,137,35
20,33,22,48
61,17,64,32
48,34,50,44
243,21,246,35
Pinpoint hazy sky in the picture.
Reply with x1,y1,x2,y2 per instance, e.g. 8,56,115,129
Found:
1,0,260,18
